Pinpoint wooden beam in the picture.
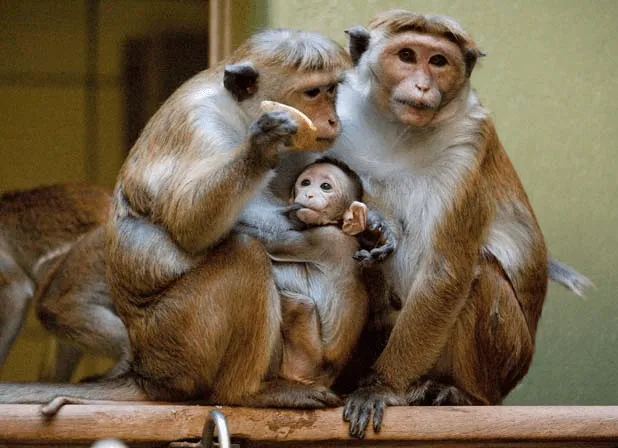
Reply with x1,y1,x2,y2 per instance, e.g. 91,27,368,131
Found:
0,404,617,447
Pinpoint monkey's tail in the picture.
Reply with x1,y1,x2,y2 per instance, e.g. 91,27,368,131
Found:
0,376,148,416
548,256,594,297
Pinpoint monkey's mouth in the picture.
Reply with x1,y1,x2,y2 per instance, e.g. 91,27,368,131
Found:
316,137,336,144
394,98,436,111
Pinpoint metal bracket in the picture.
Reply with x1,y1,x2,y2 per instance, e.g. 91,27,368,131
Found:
169,409,240,448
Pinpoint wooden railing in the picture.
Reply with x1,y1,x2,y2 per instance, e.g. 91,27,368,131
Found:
1,404,617,447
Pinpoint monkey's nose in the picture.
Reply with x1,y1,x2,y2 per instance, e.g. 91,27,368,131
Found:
321,118,340,140
415,83,430,93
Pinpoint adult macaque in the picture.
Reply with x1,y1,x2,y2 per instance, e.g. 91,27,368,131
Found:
325,11,575,437
0,29,354,409
0,183,111,379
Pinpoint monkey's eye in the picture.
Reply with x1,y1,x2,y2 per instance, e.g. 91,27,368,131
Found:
320,183,332,191
304,88,321,98
398,48,416,63
326,84,337,94
429,54,448,67
301,179,311,187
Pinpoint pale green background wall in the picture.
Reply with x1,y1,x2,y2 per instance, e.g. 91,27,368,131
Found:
266,0,618,405
1,0,616,404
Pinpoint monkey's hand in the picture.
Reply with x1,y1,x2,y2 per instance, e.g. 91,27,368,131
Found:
283,203,309,230
260,101,318,150
343,372,407,439
249,110,299,166
354,208,397,265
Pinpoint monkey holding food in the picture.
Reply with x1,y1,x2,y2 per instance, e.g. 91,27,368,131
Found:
0,28,356,410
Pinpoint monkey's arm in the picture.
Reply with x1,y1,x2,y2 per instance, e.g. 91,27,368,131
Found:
123,108,299,256
241,225,349,264
237,193,301,240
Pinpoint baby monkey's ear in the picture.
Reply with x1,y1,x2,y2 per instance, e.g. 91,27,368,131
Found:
342,201,367,236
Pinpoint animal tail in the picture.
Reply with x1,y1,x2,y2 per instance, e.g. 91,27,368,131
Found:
0,376,148,415
548,256,594,297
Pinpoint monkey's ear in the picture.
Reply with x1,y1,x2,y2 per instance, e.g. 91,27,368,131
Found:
345,25,370,65
224,62,259,101
464,48,487,78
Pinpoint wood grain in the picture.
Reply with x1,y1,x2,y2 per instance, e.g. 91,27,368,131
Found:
0,405,617,447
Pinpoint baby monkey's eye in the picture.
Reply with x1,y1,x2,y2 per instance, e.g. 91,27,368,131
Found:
326,84,337,94
320,183,332,191
304,88,321,98
301,179,311,187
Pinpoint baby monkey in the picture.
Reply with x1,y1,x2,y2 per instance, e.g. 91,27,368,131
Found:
260,157,396,388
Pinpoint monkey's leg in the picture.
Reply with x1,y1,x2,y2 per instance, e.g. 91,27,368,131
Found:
0,255,35,369
241,378,342,408
36,229,130,380
38,337,83,382
436,255,534,405
120,234,341,408
118,233,280,402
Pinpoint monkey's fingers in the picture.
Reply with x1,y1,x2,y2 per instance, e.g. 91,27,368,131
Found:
343,386,384,439
260,101,318,150
250,110,299,154
373,399,386,433
346,398,373,439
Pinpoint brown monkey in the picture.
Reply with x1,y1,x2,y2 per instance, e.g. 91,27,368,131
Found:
104,28,353,408
323,11,561,437
0,29,353,409
0,183,111,379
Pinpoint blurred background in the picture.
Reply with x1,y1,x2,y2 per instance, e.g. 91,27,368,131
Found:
1,0,616,405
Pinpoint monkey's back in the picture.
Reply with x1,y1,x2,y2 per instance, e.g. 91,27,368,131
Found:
0,183,111,278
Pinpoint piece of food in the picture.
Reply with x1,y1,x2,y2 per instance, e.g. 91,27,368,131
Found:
260,100,318,150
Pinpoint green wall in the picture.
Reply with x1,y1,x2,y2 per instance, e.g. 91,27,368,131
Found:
266,0,618,405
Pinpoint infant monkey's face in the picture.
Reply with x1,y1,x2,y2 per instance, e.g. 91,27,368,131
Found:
293,163,352,221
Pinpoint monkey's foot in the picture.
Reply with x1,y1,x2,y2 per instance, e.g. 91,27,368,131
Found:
406,377,474,406
342,375,406,439
244,379,342,409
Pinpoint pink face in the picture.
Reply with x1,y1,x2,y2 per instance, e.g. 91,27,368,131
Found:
375,32,466,126
293,163,352,221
